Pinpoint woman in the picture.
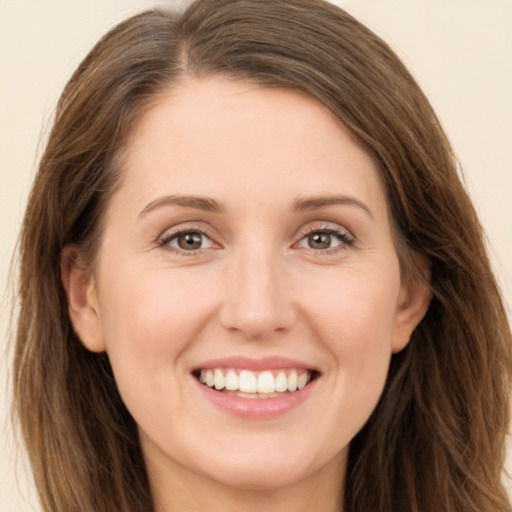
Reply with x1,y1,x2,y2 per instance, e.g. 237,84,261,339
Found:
12,0,512,511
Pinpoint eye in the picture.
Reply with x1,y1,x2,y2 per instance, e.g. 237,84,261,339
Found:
161,230,214,253
296,227,354,252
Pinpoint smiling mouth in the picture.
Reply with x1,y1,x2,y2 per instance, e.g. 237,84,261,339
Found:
193,368,319,399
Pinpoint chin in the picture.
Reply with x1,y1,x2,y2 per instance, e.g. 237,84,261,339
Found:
187,436,347,493
199,458,313,492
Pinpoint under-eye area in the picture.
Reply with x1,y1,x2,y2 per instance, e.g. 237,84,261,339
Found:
193,368,320,399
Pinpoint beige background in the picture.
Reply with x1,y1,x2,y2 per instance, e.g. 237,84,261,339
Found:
1,0,511,509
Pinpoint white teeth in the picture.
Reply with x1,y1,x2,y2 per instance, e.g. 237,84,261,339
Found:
225,369,238,391
214,369,225,390
198,368,313,396
297,372,308,390
275,372,288,392
287,370,298,392
239,370,258,393
257,371,276,393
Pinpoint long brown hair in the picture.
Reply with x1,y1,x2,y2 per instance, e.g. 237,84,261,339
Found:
12,1,512,510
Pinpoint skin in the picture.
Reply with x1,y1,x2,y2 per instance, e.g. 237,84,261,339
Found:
63,78,431,512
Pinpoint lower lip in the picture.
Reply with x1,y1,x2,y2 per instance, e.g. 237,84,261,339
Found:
195,377,318,419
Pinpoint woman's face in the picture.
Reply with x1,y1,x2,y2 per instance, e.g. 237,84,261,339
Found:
68,78,428,496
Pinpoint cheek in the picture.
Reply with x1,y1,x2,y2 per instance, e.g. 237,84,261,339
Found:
302,266,400,348
96,265,216,393
300,267,399,407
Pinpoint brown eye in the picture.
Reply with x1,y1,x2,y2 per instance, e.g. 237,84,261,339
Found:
164,230,214,252
297,227,353,252
177,232,203,250
307,232,332,249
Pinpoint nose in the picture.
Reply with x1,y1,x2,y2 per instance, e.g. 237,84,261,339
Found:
218,247,297,340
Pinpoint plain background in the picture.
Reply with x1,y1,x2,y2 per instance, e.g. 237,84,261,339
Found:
1,0,511,509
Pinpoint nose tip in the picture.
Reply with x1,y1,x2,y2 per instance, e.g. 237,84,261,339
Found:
218,256,296,340
224,307,288,340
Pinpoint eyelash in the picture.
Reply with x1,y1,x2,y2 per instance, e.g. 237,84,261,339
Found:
294,225,355,255
158,224,354,256
158,226,215,256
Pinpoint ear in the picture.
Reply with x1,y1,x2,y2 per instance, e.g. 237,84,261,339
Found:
61,246,106,353
392,254,432,354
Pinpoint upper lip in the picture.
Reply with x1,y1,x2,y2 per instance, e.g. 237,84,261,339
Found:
191,356,319,373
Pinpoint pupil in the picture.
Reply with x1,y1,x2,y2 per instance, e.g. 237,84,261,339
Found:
309,232,331,249
178,232,202,250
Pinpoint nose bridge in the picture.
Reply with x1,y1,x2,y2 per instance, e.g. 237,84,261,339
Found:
219,238,295,339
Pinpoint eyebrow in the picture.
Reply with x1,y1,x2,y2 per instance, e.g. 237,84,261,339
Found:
138,193,373,218
139,194,225,217
291,195,374,218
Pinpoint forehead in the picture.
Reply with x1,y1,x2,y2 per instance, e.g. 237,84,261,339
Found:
113,77,386,217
